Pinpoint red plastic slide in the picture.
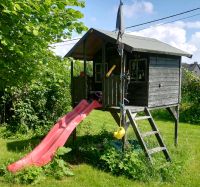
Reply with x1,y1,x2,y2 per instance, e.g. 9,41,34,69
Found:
7,100,102,173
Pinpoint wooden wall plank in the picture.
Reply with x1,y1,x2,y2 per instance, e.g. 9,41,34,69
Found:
148,56,181,107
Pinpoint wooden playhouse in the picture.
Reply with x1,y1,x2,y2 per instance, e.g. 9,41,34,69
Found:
65,28,192,161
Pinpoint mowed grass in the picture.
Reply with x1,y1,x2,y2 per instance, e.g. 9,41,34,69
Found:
0,110,200,187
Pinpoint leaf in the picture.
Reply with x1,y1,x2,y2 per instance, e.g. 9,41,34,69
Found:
56,147,72,156
2,9,11,14
33,29,39,36
1,40,7,46
14,3,21,11
25,26,31,32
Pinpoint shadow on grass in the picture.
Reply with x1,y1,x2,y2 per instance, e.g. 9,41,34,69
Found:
64,132,112,164
64,132,141,168
5,130,140,172
6,135,44,153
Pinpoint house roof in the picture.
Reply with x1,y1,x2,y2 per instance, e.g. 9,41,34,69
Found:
182,62,200,71
65,28,192,60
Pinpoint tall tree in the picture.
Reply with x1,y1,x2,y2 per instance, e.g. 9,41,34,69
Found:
0,0,87,89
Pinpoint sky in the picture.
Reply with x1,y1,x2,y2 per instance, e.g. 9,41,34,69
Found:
52,0,200,63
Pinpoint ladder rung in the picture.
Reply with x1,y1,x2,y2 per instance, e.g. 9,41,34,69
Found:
148,147,166,155
135,116,151,121
141,131,158,138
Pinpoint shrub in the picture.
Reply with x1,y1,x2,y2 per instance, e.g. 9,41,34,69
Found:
100,141,184,182
181,69,200,124
1,55,72,136
1,147,73,185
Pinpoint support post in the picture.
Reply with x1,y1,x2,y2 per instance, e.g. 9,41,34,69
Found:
167,105,179,146
110,109,120,126
121,50,127,151
175,106,179,146
70,59,77,146
71,59,74,106
83,40,87,99
102,41,106,106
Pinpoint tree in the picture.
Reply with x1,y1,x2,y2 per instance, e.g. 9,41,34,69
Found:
0,0,87,90
0,0,87,132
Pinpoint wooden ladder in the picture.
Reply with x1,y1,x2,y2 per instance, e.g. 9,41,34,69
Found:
126,107,171,163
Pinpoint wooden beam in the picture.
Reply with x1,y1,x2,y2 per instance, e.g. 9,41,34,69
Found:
83,39,87,99
71,60,74,106
102,41,106,107
110,110,120,126
167,105,179,146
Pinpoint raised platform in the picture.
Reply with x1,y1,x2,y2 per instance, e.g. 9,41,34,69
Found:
105,103,179,113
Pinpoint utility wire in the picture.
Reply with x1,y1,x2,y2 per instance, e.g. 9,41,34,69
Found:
125,7,200,29
52,7,200,46
54,12,200,46
127,12,200,32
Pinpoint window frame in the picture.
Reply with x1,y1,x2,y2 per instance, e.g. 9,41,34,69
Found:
129,58,147,82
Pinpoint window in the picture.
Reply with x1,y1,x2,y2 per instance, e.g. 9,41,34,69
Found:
129,59,147,82
95,63,108,83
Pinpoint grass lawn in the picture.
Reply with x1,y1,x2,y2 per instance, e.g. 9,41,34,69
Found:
0,110,199,187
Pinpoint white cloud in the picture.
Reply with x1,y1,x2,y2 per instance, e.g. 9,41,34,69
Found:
178,21,200,29
123,0,154,18
128,21,200,63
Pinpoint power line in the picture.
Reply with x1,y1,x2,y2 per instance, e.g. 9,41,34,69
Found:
54,12,200,46
125,7,200,30
127,12,200,33
52,7,200,46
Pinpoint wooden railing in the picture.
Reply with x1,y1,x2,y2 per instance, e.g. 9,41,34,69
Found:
103,75,120,107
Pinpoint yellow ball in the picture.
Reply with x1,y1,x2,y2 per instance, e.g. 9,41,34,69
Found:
113,127,125,139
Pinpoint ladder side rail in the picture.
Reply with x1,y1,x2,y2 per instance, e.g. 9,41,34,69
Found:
144,108,171,161
126,110,152,162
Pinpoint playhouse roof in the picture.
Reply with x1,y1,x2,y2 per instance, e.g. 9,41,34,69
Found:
65,28,192,60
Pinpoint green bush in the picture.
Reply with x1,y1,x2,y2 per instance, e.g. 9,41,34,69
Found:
1,147,73,185
181,69,200,124
1,55,72,136
100,142,183,182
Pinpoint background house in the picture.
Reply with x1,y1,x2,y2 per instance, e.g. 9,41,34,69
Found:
182,62,200,77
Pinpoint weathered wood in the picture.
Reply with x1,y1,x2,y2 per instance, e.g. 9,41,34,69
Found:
149,82,179,87
144,108,171,161
149,93,179,101
149,68,179,74
150,63,179,68
167,106,179,146
110,110,120,126
83,40,87,99
127,108,171,162
148,147,166,155
135,116,151,121
141,130,158,138
148,98,178,107
149,85,179,92
149,77,179,82
72,128,77,146
71,60,74,106
104,76,120,107
149,74,179,79
102,42,106,107
127,110,152,161
72,77,87,104
149,90,179,97
178,58,182,103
